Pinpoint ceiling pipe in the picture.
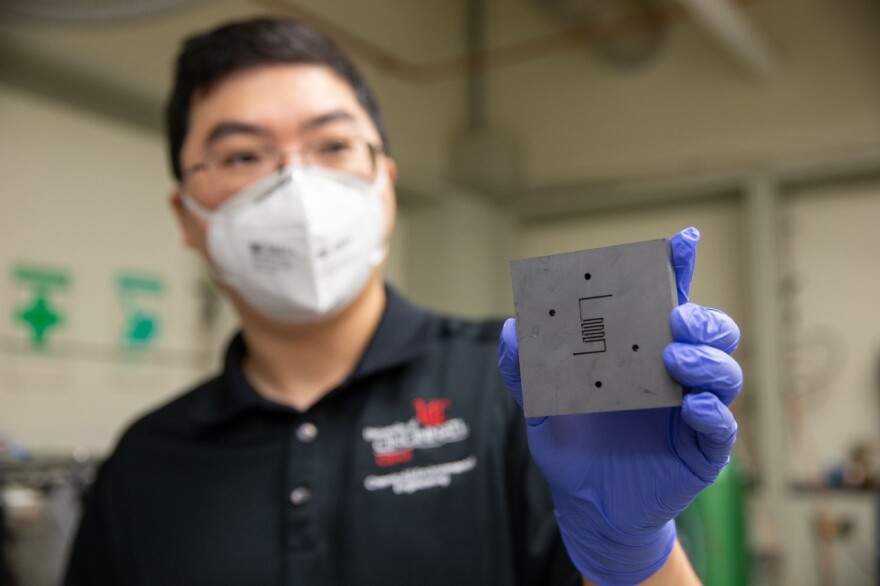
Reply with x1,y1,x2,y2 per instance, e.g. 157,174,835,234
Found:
249,0,771,84
466,0,487,132
676,0,780,81
0,0,209,23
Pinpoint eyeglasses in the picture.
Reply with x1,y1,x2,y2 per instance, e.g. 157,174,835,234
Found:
182,135,383,198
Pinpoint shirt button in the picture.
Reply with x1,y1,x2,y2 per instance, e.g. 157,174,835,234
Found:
296,422,318,443
289,487,312,506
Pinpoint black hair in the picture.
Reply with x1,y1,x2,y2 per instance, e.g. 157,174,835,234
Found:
165,17,389,181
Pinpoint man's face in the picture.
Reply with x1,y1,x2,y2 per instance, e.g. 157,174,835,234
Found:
171,64,397,262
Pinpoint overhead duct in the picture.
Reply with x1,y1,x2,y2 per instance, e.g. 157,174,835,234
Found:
676,0,780,81
531,0,670,69
450,0,522,200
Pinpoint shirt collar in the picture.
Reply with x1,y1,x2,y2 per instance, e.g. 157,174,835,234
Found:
193,286,434,427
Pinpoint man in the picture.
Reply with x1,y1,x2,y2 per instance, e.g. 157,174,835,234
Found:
65,17,742,586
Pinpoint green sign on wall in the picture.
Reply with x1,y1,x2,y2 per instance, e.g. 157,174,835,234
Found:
9,264,169,355
11,264,70,349
116,271,165,350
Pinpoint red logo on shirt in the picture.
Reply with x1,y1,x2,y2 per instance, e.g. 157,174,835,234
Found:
375,450,414,467
413,398,450,427
362,398,467,470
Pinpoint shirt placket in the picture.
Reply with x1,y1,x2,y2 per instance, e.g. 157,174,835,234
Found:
283,411,325,583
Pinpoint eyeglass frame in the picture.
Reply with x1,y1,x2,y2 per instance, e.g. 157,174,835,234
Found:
180,136,385,197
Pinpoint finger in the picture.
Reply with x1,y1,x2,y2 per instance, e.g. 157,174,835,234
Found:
681,392,737,473
663,343,743,406
670,304,740,354
670,227,700,305
498,319,549,427
498,318,524,408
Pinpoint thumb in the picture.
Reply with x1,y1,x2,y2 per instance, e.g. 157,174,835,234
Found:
499,319,548,427
670,227,700,305
498,318,524,408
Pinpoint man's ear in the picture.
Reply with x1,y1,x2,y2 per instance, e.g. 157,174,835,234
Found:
383,157,399,211
386,157,398,184
379,157,398,247
169,189,198,249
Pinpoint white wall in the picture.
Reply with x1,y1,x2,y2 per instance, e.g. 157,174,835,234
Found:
779,180,880,586
0,87,214,453
397,185,516,319
783,180,880,478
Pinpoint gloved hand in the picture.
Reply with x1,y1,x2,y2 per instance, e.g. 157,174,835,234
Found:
498,227,742,585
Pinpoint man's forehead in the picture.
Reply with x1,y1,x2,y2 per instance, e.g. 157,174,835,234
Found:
185,64,377,148
191,64,359,114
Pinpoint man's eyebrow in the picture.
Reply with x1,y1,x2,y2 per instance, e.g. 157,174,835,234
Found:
203,111,357,148
204,121,272,148
299,110,357,133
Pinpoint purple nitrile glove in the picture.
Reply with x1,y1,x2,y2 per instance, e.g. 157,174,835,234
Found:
498,227,742,585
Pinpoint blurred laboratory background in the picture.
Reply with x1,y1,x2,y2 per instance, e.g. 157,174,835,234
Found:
0,0,878,584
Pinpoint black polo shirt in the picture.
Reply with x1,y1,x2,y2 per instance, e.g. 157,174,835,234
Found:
64,288,579,585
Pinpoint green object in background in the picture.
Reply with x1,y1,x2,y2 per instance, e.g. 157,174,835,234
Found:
116,271,165,350
676,455,750,586
11,264,70,349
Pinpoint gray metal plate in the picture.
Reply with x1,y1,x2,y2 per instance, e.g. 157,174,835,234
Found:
511,239,682,417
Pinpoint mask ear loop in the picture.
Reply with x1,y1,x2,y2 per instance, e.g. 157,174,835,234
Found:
178,193,239,290
180,192,213,220
367,164,392,267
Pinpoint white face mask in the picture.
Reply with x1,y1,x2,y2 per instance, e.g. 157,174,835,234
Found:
183,166,388,324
